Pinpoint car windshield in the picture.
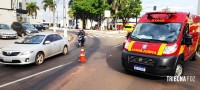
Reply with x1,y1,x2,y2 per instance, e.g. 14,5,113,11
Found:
15,35,45,44
21,23,35,30
130,23,181,43
0,24,10,30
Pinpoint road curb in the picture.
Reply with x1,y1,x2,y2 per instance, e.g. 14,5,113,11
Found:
68,34,75,43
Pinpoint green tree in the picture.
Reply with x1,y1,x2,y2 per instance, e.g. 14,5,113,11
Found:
111,0,142,27
42,0,56,27
90,0,110,29
118,0,142,26
111,0,127,30
69,0,110,29
68,8,74,19
26,2,40,19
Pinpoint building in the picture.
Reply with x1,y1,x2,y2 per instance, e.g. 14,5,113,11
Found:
29,9,44,24
0,0,27,25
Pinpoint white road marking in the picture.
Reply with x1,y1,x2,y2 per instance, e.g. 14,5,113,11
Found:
99,35,105,38
108,35,113,37
0,61,73,88
114,44,122,48
116,36,125,38
95,35,103,38
88,35,94,38
70,35,76,43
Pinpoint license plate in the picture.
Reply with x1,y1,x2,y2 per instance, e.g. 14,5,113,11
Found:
133,65,146,72
3,58,12,62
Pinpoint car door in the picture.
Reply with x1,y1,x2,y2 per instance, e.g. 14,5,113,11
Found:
43,35,54,57
188,23,199,54
52,34,63,54
55,34,64,52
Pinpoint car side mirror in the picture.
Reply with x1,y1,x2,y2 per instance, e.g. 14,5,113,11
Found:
182,35,192,46
126,32,131,38
44,41,51,44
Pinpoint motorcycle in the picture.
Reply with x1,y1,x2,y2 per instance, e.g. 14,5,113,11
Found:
77,35,85,47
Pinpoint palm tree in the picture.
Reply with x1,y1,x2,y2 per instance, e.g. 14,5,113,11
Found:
26,2,40,19
111,0,127,30
68,0,79,29
42,0,56,30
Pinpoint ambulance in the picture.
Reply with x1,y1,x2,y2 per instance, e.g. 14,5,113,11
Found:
122,11,200,76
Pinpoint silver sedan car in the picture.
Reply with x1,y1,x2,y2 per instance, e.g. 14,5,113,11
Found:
0,32,70,65
0,24,18,39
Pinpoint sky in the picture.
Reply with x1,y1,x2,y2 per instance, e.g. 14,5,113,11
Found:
27,0,199,22
141,0,198,15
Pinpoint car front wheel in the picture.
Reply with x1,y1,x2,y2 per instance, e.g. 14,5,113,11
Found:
35,52,44,65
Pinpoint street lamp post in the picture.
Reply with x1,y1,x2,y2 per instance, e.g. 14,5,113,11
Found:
198,0,200,15
63,0,67,37
53,0,56,32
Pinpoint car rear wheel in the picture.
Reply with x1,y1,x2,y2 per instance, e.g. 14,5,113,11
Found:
62,46,68,55
35,52,44,65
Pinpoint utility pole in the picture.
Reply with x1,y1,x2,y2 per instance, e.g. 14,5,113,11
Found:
63,0,68,37
198,0,200,15
53,0,56,32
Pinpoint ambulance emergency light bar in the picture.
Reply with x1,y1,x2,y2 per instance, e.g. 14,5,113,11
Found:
146,12,177,19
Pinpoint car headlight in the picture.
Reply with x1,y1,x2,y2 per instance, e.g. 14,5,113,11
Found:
21,51,33,55
163,44,178,54
124,40,130,50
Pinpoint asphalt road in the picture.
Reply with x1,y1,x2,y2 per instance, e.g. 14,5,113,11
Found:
0,30,200,90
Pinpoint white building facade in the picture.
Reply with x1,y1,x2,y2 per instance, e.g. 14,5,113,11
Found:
0,0,27,25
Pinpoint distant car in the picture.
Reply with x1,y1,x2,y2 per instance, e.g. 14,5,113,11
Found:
0,32,70,65
11,22,39,37
124,24,135,32
0,24,18,39
32,24,46,31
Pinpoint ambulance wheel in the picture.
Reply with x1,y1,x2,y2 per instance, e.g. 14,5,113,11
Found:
173,61,184,76
191,45,200,61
